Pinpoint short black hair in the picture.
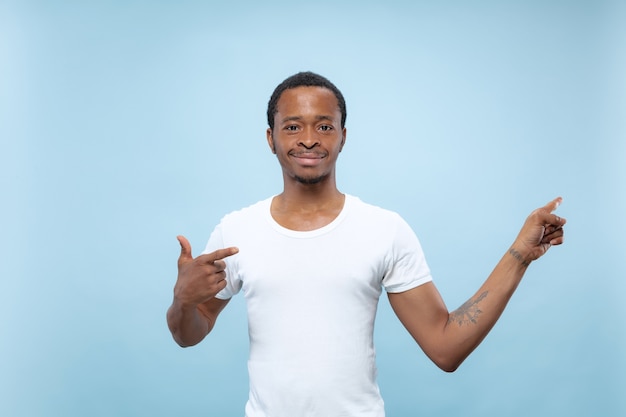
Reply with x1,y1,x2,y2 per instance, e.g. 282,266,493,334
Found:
266,71,347,130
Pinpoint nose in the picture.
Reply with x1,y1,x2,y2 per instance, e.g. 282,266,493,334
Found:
298,128,320,149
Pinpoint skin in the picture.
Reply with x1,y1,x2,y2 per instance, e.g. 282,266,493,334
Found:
266,87,347,231
167,86,566,372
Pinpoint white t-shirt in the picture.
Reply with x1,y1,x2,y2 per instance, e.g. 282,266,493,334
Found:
203,195,432,417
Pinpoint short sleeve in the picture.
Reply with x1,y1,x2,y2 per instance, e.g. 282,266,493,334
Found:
202,223,242,299
382,215,433,293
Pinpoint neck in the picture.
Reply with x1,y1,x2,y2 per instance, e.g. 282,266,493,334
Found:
271,184,345,231
278,175,343,210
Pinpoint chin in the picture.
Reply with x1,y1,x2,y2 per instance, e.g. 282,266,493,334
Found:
294,174,325,185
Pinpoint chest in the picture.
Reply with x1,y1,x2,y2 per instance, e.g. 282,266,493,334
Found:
232,231,389,302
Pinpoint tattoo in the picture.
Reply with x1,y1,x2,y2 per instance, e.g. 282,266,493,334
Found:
508,247,531,267
448,291,488,326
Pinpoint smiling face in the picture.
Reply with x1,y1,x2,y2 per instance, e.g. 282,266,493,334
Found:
267,86,346,186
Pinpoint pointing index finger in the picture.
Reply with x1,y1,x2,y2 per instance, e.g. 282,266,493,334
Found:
201,247,239,264
541,197,566,227
545,196,563,213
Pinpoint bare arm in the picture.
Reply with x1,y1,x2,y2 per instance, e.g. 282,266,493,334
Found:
167,296,231,347
166,235,238,347
389,197,566,372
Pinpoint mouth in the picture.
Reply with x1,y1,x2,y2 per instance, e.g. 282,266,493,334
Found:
289,151,326,166
290,151,326,159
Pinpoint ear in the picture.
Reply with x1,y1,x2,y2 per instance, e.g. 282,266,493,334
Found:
339,127,347,152
266,128,276,154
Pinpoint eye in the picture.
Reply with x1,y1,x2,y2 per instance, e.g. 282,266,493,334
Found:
319,125,333,132
285,125,299,132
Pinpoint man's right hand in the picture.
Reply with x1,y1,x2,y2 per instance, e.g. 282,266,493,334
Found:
174,235,239,308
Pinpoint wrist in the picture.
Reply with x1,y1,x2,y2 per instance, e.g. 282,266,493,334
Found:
508,246,531,268
172,293,200,312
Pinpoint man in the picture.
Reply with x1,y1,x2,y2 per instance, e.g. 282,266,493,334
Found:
167,71,566,417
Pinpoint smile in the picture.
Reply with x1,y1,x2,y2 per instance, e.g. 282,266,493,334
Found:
290,152,326,166
290,151,326,159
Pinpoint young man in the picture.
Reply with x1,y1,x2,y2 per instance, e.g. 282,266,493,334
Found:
167,71,566,417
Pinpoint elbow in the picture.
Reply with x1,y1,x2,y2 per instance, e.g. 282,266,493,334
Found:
423,340,473,373
170,330,203,348
166,305,205,348
432,357,461,373
168,325,203,348
437,361,461,373
172,334,194,348
430,352,467,373
167,320,200,348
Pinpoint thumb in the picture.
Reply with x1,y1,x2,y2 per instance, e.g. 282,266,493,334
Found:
177,235,193,265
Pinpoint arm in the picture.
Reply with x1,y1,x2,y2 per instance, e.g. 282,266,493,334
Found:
166,235,238,347
389,197,566,372
167,296,230,347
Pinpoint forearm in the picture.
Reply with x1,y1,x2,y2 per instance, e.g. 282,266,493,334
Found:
392,198,565,371
438,246,530,370
166,299,212,347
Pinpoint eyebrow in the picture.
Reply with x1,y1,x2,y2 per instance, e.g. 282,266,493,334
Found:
280,115,336,124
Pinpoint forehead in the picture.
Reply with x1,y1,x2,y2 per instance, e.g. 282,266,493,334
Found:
275,86,340,118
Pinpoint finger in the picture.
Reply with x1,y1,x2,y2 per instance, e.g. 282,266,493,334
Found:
212,259,226,272
177,235,193,265
549,235,564,245
542,196,563,213
216,269,227,282
542,227,563,243
543,224,563,234
541,233,565,246
534,197,566,226
547,213,567,227
217,277,228,291
200,247,240,264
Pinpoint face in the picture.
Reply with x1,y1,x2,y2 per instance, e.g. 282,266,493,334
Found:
267,86,346,185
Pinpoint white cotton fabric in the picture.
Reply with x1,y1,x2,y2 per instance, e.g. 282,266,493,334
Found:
203,194,432,417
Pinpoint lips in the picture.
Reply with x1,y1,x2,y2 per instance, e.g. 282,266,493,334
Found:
290,151,326,159
289,151,326,166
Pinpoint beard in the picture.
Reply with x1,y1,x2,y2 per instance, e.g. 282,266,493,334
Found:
294,173,326,185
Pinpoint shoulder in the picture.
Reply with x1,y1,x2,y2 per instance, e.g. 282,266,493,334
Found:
346,194,405,224
210,197,274,246
219,196,273,225
345,195,420,242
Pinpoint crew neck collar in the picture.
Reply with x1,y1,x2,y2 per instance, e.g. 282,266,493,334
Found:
265,194,353,238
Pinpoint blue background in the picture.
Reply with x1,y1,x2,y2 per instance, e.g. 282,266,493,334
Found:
2,1,624,416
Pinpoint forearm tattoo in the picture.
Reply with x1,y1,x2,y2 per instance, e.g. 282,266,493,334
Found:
448,291,488,326
508,247,531,267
